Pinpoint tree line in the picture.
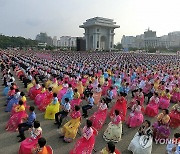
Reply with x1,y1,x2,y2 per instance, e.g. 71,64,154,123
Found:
0,34,38,49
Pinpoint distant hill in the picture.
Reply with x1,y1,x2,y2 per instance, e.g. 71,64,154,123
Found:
0,35,38,49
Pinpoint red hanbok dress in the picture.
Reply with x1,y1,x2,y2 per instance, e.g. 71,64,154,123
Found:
89,103,107,131
109,96,127,121
169,104,180,128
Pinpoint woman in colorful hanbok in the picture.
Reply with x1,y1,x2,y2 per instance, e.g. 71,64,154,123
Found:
19,121,42,154
6,100,27,132
169,101,180,128
44,78,52,89
5,89,21,112
145,92,159,117
82,75,88,86
29,81,42,100
103,110,122,143
3,84,10,96
76,79,84,97
50,78,58,93
99,74,105,86
171,84,180,103
159,89,171,109
102,78,109,96
136,88,144,107
70,120,97,154
59,105,81,143
114,76,122,93
92,84,102,105
20,92,27,107
127,91,138,109
109,92,127,121
34,85,47,106
152,109,170,141
38,87,53,111
44,93,60,120
61,85,74,106
128,120,153,154
6,86,15,103
26,79,35,93
70,88,82,110
126,100,144,128
57,81,68,100
89,99,107,131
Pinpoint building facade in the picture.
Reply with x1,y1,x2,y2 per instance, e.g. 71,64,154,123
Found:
80,17,120,51
57,36,77,49
121,30,180,50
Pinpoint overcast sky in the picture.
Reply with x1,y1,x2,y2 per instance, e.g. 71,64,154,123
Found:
0,0,180,43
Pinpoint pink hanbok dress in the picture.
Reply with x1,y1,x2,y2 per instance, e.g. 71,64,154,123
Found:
19,127,42,154
145,96,159,117
6,105,27,132
159,92,171,109
126,105,144,128
70,126,97,154
171,87,180,103
58,87,68,100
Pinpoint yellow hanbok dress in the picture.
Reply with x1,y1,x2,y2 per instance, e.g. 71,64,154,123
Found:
60,111,81,142
27,80,36,93
44,99,60,120
77,82,84,95
60,116,81,142
53,85,62,94
45,80,52,88
99,75,105,85
100,147,117,154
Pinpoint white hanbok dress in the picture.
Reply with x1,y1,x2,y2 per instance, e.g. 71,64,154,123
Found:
128,127,153,154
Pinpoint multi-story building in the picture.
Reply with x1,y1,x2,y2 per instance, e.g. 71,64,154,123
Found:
168,31,180,47
57,36,77,49
144,29,160,48
121,30,180,50
52,36,57,46
121,35,136,49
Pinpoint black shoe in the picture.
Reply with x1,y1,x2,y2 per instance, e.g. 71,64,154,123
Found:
18,138,25,142
4,104,7,106
59,136,64,138
17,134,21,137
54,122,58,125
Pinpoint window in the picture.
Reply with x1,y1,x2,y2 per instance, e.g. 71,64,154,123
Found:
111,30,114,33
97,29,99,32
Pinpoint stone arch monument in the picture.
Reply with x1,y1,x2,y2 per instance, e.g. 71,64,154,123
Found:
80,17,120,51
